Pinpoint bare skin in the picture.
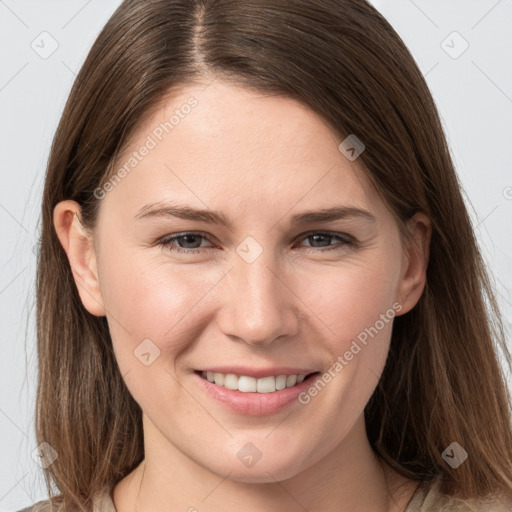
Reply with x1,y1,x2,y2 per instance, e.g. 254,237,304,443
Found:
54,80,430,512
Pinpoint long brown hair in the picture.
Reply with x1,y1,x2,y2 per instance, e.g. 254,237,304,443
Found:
35,0,512,509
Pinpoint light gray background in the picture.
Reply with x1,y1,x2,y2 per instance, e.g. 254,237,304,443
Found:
1,0,511,510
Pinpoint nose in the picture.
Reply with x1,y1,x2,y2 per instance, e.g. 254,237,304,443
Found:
216,251,300,347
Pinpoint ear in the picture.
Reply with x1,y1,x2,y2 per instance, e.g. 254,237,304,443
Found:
395,211,431,316
53,200,106,316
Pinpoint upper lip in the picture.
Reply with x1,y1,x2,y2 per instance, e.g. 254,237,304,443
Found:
196,366,319,379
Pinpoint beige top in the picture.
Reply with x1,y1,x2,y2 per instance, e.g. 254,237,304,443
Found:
405,478,512,511
17,478,512,511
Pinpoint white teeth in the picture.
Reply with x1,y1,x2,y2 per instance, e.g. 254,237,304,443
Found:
275,375,287,390
201,371,311,393
238,376,257,392
257,376,275,393
224,374,239,390
286,375,297,387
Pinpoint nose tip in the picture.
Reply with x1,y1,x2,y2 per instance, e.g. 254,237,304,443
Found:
216,259,299,347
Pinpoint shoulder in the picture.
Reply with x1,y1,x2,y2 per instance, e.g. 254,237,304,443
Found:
16,500,53,512
16,487,116,512
406,478,512,511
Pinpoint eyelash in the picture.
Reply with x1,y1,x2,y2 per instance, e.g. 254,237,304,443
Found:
158,231,354,254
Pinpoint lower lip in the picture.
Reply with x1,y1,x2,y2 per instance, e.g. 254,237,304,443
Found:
193,371,320,416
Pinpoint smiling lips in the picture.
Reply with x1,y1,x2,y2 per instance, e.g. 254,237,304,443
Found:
200,371,311,393
194,365,321,415
195,368,321,416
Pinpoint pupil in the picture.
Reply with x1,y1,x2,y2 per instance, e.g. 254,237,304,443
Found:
311,234,330,247
181,235,201,248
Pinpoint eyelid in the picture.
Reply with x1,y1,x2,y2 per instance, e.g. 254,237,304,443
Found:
158,230,354,242
157,230,356,254
298,230,354,243
157,231,216,249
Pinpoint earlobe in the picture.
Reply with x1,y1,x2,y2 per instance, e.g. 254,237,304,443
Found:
395,211,431,316
53,200,106,317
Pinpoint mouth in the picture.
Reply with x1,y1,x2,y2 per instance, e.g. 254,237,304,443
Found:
194,370,321,393
193,369,322,416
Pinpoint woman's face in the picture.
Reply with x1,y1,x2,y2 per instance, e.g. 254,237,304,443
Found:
62,80,428,483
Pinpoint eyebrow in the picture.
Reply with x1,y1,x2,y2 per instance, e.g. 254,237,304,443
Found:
135,202,377,227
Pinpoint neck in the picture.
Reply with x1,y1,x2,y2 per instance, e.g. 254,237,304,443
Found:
113,413,418,512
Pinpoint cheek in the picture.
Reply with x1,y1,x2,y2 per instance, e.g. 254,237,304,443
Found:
99,250,222,361
101,242,400,358
294,255,399,410
100,259,221,411
301,256,399,348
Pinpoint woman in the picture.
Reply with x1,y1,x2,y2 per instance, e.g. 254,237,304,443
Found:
22,0,512,510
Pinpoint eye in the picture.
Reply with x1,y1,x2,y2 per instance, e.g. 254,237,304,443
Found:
158,231,354,254
159,232,214,254
297,231,354,252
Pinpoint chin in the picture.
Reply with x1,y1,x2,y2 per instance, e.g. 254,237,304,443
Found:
203,454,306,484
221,466,302,484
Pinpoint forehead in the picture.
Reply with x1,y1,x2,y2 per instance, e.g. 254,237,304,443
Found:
102,81,384,222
